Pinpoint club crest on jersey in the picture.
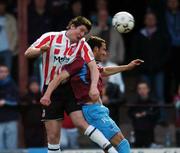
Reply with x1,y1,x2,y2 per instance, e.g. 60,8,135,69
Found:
54,55,70,64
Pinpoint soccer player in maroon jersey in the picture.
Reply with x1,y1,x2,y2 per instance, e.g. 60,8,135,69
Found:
41,36,143,152
25,17,118,153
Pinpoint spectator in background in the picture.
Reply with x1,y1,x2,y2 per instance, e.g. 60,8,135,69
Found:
102,76,124,126
28,0,52,45
173,83,180,146
61,0,84,30
128,80,160,148
68,0,83,18
28,0,52,79
0,64,19,150
21,77,45,148
0,0,18,71
60,112,79,149
90,0,111,25
50,0,70,30
165,0,180,92
131,11,170,103
90,8,125,65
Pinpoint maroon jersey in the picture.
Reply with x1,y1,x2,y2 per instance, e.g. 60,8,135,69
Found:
63,57,103,103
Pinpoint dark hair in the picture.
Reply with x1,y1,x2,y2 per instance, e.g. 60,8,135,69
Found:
87,36,106,50
66,16,92,31
136,79,150,88
0,64,8,68
0,0,6,5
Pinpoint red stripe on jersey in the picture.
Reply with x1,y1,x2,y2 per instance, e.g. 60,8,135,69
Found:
56,34,63,44
44,35,55,85
67,48,73,56
54,48,60,54
50,66,56,81
76,41,85,57
63,40,70,56
83,44,91,63
35,36,50,48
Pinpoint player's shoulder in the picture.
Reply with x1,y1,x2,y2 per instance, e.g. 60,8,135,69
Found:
83,40,92,50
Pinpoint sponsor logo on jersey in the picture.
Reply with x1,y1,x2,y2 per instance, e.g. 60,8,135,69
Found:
54,55,70,64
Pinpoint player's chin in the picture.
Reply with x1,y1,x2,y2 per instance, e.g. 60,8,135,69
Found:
91,97,99,102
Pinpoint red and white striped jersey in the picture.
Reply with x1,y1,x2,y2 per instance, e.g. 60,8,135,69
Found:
31,31,94,85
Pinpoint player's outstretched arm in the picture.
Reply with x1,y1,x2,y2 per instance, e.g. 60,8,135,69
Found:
40,70,70,106
24,44,49,58
102,59,144,76
87,60,100,102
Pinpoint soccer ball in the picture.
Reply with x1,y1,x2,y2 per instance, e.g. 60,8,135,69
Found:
112,11,135,33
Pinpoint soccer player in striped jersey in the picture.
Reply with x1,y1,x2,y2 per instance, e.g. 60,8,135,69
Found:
41,36,144,153
25,17,118,153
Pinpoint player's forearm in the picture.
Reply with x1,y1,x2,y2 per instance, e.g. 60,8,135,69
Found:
44,71,70,97
44,75,61,97
88,61,100,87
24,47,42,58
103,65,130,76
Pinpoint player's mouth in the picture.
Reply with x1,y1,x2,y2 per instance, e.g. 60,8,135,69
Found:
77,36,81,40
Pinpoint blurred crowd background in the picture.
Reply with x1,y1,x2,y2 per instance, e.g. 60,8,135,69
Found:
0,0,180,150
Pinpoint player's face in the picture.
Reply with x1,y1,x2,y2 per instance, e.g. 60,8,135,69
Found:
70,25,89,43
96,42,107,62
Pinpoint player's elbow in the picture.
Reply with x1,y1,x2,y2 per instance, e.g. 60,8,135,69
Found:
24,47,35,58
24,48,31,58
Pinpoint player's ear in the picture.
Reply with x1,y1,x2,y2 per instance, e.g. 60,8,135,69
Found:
94,46,99,52
93,46,99,54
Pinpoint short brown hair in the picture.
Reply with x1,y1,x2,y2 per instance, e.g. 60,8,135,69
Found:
87,36,106,50
67,16,92,31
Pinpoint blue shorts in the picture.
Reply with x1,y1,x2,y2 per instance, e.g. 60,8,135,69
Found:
82,103,121,140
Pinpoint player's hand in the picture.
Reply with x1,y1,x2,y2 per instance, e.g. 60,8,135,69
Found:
40,95,51,106
40,43,50,53
127,59,144,70
89,86,100,102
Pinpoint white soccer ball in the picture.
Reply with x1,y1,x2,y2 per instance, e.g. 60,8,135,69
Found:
112,11,135,33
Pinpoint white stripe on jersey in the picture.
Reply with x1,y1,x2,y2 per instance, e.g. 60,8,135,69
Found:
31,31,95,85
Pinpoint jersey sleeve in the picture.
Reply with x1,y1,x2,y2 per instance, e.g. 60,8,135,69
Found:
31,32,52,48
80,42,95,63
62,57,84,76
